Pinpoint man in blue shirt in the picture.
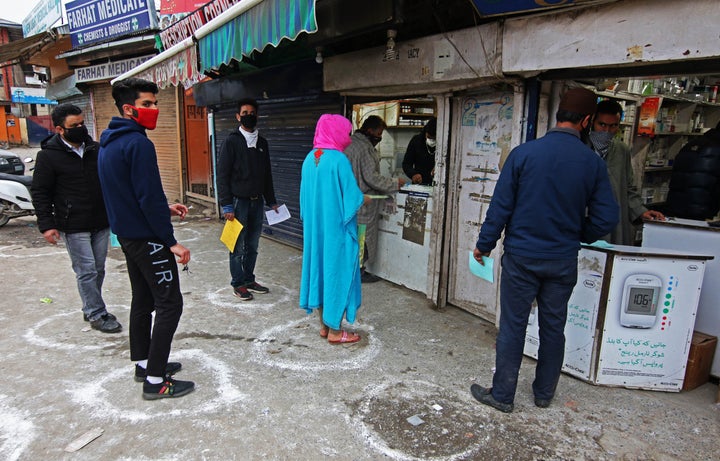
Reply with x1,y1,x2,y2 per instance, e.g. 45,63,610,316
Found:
471,88,619,413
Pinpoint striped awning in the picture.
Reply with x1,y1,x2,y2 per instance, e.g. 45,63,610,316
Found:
112,0,317,88
198,0,317,73
137,46,200,89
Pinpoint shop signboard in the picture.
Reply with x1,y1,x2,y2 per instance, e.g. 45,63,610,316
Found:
160,0,208,14
75,55,156,83
65,0,159,49
159,0,242,50
22,0,62,37
11,87,57,105
471,0,609,17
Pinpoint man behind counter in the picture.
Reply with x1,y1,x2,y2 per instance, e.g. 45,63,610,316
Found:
402,117,436,185
589,100,664,244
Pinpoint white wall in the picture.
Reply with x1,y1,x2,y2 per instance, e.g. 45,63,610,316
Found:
503,0,720,74
324,23,501,96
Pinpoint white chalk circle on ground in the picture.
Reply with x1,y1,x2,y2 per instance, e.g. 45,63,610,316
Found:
0,394,36,461
250,316,379,372
68,349,246,422
347,380,486,461
206,285,294,313
23,306,129,351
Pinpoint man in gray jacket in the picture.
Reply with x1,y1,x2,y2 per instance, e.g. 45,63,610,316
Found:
589,99,664,244
344,116,405,283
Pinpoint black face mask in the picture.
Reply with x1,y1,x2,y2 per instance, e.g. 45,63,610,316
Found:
63,125,88,144
365,133,382,146
240,114,257,130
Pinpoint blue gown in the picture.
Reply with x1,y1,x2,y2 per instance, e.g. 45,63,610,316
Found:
299,148,364,329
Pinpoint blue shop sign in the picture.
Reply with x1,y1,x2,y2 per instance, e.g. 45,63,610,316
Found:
471,0,596,16
65,0,158,48
11,89,58,105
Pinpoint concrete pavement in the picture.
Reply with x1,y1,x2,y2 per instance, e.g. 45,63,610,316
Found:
1,210,719,460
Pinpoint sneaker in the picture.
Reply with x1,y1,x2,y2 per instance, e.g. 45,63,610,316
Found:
83,312,117,322
90,314,122,333
134,362,183,382
233,286,253,301
534,397,552,408
245,281,269,294
142,376,195,400
470,384,514,413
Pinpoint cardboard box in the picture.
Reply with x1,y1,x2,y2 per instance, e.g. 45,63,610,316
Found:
683,331,717,391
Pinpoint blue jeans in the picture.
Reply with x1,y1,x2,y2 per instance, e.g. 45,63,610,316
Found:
492,253,577,404
229,197,265,288
62,228,110,321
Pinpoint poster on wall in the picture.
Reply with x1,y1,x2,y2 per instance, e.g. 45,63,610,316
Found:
448,91,514,321
524,248,607,381
597,255,706,391
402,192,428,245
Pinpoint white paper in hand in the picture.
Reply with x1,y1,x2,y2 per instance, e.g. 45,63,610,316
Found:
266,204,291,225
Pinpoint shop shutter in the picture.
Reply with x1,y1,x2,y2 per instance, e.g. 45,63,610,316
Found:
148,87,183,203
91,84,182,203
61,92,95,140
91,83,116,139
214,93,343,248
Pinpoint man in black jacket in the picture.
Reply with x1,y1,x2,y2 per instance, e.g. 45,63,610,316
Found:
217,98,278,301
402,117,437,185
665,121,720,220
31,104,121,333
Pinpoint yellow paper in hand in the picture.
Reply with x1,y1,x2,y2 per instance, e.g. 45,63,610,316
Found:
220,219,243,252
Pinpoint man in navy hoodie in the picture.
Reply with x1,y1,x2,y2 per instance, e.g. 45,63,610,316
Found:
470,88,619,413
98,78,193,400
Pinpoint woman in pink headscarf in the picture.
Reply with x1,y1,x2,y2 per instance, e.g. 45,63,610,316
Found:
299,114,368,344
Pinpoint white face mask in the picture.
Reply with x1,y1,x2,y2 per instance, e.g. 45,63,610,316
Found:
426,138,437,148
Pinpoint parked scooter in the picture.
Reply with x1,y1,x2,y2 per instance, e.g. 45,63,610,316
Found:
0,159,34,227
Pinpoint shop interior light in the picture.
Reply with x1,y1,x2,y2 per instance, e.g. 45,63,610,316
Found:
315,46,323,64
384,29,398,62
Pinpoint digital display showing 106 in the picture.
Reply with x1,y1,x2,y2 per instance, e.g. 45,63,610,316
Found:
626,287,657,314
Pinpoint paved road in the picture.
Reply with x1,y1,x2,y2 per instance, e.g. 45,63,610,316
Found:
0,194,719,460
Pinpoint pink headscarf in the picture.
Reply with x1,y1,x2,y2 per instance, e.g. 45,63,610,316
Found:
313,114,353,152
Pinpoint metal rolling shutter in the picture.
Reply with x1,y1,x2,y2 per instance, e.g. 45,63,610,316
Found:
148,87,183,203
61,92,95,140
214,93,343,248
91,83,116,139
92,84,183,203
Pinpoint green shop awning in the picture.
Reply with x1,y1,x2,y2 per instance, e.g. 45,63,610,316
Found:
198,0,317,73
